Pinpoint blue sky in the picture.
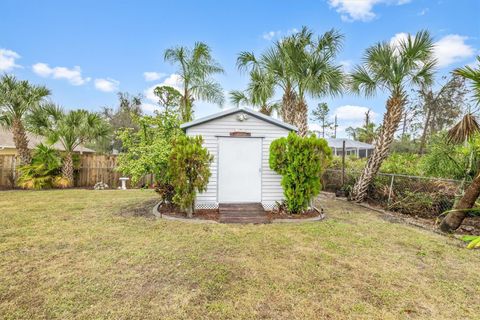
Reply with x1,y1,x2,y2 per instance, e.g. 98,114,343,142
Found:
2,0,479,136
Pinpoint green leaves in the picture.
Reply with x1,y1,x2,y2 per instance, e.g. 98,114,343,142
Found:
270,132,332,213
168,135,213,215
350,30,436,98
454,56,480,104
164,42,224,122
460,235,480,249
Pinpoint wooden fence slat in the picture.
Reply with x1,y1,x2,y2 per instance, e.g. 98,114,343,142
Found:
0,154,152,189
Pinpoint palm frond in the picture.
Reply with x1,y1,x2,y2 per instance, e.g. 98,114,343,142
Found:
447,113,480,144
454,56,480,104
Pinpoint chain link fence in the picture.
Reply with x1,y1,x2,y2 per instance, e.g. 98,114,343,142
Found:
322,169,466,218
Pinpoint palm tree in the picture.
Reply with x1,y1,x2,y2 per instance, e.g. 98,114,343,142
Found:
237,27,344,136
229,68,280,116
28,105,110,187
0,75,50,165
164,42,224,122
440,56,480,232
350,30,436,202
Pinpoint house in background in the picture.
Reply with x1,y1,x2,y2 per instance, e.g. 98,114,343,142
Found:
324,138,374,158
0,128,95,156
181,107,297,210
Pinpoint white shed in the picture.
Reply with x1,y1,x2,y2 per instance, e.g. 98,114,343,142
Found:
180,107,297,210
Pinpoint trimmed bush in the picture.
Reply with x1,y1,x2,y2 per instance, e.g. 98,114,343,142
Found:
270,132,332,213
168,135,213,217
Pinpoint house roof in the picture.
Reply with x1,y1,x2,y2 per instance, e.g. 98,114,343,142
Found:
180,107,298,131
325,138,374,150
0,128,95,153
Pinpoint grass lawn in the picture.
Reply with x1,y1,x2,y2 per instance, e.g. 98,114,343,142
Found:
1,190,479,319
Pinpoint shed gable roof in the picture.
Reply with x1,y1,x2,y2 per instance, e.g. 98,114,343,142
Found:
180,107,298,131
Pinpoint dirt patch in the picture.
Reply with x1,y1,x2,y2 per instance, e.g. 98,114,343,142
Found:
116,199,159,219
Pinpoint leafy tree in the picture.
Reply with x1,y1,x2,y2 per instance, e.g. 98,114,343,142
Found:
154,85,182,114
164,42,224,122
270,132,332,213
415,75,468,153
440,57,480,232
168,135,213,217
349,30,436,202
311,102,332,137
116,110,182,189
237,27,345,135
99,92,143,153
17,143,64,189
0,75,50,164
28,105,110,186
229,68,279,116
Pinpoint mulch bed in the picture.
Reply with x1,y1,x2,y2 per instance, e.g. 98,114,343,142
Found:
266,207,322,220
157,203,220,221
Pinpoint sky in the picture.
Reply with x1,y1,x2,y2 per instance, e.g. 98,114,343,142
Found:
1,0,479,137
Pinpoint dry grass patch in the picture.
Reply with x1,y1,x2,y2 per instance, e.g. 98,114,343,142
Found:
0,189,479,319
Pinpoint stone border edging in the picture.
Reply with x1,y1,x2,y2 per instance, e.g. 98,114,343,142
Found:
152,202,219,224
153,202,326,224
271,207,325,223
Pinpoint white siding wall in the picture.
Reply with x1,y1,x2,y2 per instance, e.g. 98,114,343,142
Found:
185,112,291,209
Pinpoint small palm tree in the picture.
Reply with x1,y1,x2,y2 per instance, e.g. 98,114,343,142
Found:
350,31,436,202
229,68,280,116
164,42,224,122
0,75,50,165
29,105,110,187
237,27,344,135
440,56,480,232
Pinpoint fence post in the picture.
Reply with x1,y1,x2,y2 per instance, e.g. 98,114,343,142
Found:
387,174,395,205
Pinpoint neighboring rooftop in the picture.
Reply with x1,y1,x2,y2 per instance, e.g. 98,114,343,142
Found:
325,138,374,150
0,128,95,153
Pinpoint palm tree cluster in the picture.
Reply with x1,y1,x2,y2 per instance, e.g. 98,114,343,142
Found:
234,27,345,136
0,74,110,188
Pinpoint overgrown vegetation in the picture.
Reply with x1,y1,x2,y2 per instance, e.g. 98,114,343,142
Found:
270,132,332,213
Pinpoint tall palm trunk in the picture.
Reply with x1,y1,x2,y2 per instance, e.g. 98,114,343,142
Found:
440,172,480,232
351,95,405,202
12,118,31,165
62,152,74,187
281,89,296,126
295,98,308,136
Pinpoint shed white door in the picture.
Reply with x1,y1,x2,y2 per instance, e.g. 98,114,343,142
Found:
218,137,262,203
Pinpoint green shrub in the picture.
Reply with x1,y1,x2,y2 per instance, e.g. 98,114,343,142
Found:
117,111,182,193
168,135,213,217
17,144,63,189
270,132,332,213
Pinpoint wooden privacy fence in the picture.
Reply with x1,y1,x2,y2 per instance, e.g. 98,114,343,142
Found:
0,154,154,189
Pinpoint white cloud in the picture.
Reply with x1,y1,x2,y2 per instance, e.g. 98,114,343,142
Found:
143,71,166,82
339,60,353,72
32,63,90,85
434,34,475,68
262,30,281,41
332,105,377,122
389,32,409,48
94,78,119,92
0,49,21,71
141,102,159,114
328,0,411,22
262,28,300,41
144,73,183,102
418,8,429,16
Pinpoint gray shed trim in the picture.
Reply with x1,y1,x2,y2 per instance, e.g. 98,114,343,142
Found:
180,107,298,132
